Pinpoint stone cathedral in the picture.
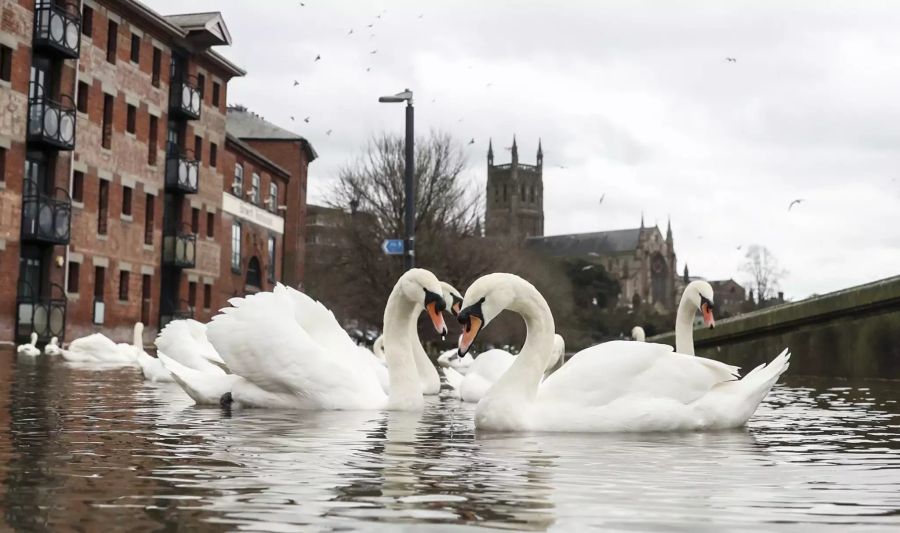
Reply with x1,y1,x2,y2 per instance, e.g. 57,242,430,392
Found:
485,138,679,312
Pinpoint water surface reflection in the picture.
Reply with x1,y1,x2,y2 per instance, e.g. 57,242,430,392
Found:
0,350,898,531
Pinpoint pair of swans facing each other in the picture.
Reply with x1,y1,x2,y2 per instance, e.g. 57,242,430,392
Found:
164,269,454,411
455,274,790,433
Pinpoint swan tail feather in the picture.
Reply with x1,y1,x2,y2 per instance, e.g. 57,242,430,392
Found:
701,348,790,428
158,352,236,405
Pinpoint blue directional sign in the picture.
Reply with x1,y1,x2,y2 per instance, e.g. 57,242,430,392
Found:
382,239,405,255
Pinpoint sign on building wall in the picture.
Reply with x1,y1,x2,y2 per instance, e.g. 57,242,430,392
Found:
221,193,285,235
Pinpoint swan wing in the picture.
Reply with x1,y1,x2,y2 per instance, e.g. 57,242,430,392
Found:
278,284,362,356
158,352,240,404
207,287,385,409
136,350,174,382
155,320,227,374
539,340,739,407
68,333,117,357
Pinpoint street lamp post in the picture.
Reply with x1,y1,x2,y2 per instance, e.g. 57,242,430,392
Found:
378,89,415,270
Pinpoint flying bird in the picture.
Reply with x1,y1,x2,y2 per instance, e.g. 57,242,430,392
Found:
299,2,305,6
598,193,605,204
348,29,354,35
486,82,493,88
788,199,804,211
582,265,594,271
290,116,295,121
468,138,475,145
304,117,310,123
736,245,742,251
314,54,321,61
725,57,737,62
367,23,374,28
326,129,332,136
293,80,300,86
557,165,566,169
418,14,423,19
370,49,378,54
366,67,371,72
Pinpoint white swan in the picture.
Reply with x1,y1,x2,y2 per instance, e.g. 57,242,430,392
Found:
154,319,232,404
445,334,565,403
44,336,63,356
17,332,41,357
456,273,790,432
62,324,141,364
437,349,474,374
631,326,645,342
201,268,448,410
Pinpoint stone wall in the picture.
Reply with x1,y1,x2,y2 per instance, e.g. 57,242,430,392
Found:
650,276,900,379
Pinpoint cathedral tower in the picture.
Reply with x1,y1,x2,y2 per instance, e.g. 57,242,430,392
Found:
484,136,544,238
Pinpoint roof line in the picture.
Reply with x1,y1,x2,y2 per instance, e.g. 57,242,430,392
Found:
225,134,292,179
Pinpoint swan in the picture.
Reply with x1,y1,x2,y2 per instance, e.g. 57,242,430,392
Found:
437,349,474,374
62,324,141,364
43,336,63,356
444,334,565,403
154,319,233,404
675,280,715,355
17,332,40,357
456,273,790,432
200,268,448,410
631,326,645,342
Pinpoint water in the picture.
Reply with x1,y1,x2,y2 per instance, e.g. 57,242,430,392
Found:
1,349,899,532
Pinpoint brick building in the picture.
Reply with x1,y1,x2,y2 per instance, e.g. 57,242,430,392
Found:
0,1,314,345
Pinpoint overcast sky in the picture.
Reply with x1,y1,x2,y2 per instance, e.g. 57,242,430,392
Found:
148,0,900,299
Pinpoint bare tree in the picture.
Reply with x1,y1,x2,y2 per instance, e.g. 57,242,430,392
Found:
740,245,787,301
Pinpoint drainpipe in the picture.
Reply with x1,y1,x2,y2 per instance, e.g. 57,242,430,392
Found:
63,0,84,338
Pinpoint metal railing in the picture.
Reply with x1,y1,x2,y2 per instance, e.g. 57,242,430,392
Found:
21,186,72,245
33,1,81,59
15,281,67,343
165,149,200,193
169,75,202,119
162,224,197,268
28,89,77,150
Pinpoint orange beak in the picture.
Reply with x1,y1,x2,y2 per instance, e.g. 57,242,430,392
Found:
451,302,461,316
458,315,482,355
426,301,448,336
701,302,715,329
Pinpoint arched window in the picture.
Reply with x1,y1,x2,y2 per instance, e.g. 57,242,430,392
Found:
520,185,526,201
246,256,261,289
530,185,535,203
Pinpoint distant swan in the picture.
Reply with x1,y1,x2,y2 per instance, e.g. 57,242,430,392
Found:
456,273,790,432
44,336,63,356
62,324,142,365
17,332,40,357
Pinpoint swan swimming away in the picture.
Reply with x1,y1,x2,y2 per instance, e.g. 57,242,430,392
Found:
456,273,790,433
17,332,40,357
197,269,448,410
631,326,645,342
44,336,63,356
444,334,565,403
62,324,142,365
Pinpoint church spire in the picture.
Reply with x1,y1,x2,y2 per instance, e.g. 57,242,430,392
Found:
487,138,494,165
536,138,543,168
666,216,673,243
511,134,518,163
683,264,689,283
640,212,645,229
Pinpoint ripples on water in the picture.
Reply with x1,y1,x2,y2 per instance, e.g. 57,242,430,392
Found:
1,349,898,532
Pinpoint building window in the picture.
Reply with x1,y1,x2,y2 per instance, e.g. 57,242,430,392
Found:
194,135,202,163
0,46,12,82
94,266,105,301
212,82,220,107
144,194,154,244
72,171,84,202
232,163,243,196
247,257,261,288
209,142,217,167
101,93,113,149
231,222,241,271
76,81,89,113
98,179,109,235
141,274,151,325
0,147,6,183
530,185,535,203
251,173,260,205
119,270,130,301
106,21,118,64
148,115,158,164
191,207,199,234
206,211,214,237
197,73,205,102
126,103,136,134
203,283,211,309
151,47,161,87
67,262,80,294
188,281,197,308
130,34,140,63
268,182,278,213
520,185,525,201
122,185,132,216
82,5,93,37
267,236,276,281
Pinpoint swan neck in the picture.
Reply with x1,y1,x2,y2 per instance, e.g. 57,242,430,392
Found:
133,323,144,350
383,285,423,408
487,279,555,400
675,293,695,355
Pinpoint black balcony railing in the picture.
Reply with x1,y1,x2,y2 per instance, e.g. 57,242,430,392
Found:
15,281,67,343
21,186,72,245
33,1,81,59
165,151,200,193
163,225,197,268
169,76,202,119
28,90,77,150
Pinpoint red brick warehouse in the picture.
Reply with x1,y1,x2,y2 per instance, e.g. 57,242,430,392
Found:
0,0,316,345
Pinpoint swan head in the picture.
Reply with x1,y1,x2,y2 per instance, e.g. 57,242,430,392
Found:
631,326,646,342
683,280,716,329
441,282,464,317
399,269,448,335
456,273,520,355
30,332,38,345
